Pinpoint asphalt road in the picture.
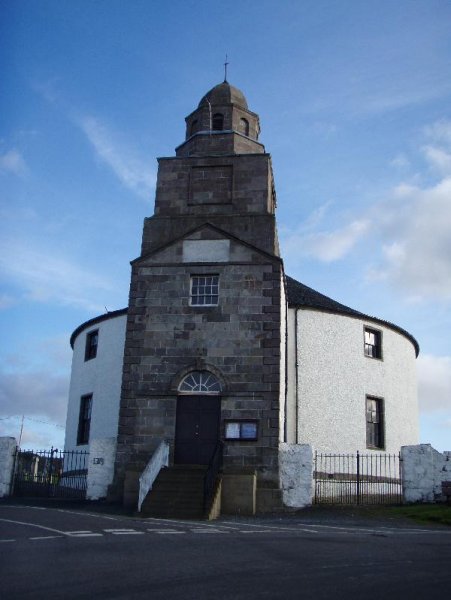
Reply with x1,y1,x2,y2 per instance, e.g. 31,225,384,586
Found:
1,501,450,600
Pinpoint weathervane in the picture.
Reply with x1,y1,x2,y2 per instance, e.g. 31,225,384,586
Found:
224,54,229,82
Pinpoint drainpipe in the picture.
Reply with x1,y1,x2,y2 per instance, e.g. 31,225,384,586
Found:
294,308,300,444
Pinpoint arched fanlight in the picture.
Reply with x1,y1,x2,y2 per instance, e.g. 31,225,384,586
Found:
178,370,221,394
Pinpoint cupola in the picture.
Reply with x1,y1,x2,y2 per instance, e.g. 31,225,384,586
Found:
176,81,264,157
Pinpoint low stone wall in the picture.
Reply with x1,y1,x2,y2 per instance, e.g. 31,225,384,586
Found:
0,437,17,497
401,444,451,503
279,443,314,508
86,438,117,501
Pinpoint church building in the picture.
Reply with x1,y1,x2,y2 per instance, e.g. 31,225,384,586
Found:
65,80,419,514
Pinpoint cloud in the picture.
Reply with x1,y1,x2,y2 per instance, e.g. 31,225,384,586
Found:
368,175,451,301
282,216,370,263
0,149,27,175
0,238,116,312
77,115,155,199
0,368,69,425
282,119,451,303
417,354,451,412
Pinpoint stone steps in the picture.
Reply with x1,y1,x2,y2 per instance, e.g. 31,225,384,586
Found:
140,465,208,519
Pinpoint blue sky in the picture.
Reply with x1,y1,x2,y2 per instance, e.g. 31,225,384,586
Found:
1,0,450,451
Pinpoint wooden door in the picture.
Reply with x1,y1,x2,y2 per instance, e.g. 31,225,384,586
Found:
174,395,221,465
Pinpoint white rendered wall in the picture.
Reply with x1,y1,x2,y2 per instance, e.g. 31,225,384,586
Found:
287,308,418,454
64,314,126,452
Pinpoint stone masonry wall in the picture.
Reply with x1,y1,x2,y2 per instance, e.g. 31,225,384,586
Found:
114,248,282,490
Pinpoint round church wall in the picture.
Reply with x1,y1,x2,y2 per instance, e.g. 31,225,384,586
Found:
290,308,419,454
64,312,127,453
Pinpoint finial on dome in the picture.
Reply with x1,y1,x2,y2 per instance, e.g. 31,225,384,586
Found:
224,54,229,83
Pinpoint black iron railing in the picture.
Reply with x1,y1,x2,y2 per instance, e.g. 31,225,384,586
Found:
203,441,224,514
13,447,89,499
314,450,402,505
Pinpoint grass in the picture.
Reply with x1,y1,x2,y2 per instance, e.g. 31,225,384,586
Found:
383,504,451,526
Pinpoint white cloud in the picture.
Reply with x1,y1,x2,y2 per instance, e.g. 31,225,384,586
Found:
282,217,370,263
0,238,116,311
282,119,451,303
369,176,451,300
77,115,155,199
0,149,27,175
417,354,451,413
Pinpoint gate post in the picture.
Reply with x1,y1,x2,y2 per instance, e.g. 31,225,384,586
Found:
0,437,18,497
279,443,314,508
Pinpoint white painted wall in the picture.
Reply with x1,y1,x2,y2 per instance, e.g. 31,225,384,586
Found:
86,437,117,500
287,308,418,453
64,314,127,453
401,444,451,503
279,443,313,507
0,437,17,497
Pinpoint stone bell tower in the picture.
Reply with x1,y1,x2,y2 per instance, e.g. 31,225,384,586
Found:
112,80,285,512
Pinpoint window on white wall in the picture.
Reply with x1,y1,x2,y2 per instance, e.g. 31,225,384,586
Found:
77,394,92,445
85,330,98,361
366,396,384,449
364,327,382,359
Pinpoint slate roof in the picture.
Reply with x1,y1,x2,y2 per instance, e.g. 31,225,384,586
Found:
286,275,419,356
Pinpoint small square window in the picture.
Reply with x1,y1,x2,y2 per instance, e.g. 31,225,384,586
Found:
190,275,219,306
224,420,258,441
366,396,384,449
77,394,92,445
85,330,98,361
364,327,382,359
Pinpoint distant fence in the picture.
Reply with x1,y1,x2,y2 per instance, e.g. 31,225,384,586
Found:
314,451,402,505
13,447,89,500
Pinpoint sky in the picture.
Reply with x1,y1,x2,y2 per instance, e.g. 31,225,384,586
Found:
1,0,450,452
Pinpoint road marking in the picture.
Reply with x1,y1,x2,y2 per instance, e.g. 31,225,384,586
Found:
239,530,274,534
56,509,119,521
103,528,144,535
0,518,67,536
148,529,185,534
190,528,228,534
219,520,319,534
0,539,16,543
30,535,63,540
65,530,103,537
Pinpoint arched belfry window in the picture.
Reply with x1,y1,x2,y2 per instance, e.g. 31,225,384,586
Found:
212,113,224,131
239,118,249,136
178,371,221,394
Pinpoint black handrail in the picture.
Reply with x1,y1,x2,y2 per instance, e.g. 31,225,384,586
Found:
203,441,224,514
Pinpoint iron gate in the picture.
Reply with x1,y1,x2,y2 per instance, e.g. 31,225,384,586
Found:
314,451,402,505
13,447,89,499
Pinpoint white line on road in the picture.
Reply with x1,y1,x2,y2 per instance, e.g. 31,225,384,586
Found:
0,539,16,543
149,530,186,534
30,536,63,540
190,528,228,534
65,531,104,537
0,518,67,536
103,529,144,535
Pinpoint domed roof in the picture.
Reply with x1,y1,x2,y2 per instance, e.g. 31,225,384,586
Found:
198,81,248,110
